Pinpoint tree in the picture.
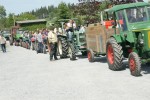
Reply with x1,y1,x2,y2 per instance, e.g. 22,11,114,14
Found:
5,13,14,28
0,5,6,19
73,0,101,23
0,5,6,29
57,2,72,20
16,13,37,21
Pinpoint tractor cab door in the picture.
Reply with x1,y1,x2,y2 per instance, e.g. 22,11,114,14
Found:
116,10,128,33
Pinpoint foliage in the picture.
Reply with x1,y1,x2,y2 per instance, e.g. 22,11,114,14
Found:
21,23,46,31
57,2,72,20
2,0,145,30
0,5,6,29
0,5,6,19
5,13,14,27
15,13,36,21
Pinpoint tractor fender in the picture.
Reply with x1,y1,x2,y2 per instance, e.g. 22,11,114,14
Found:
112,33,135,43
111,34,122,43
125,33,135,43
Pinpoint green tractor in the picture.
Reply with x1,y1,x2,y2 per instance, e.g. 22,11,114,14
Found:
2,29,11,41
57,19,87,60
86,2,150,76
10,26,24,46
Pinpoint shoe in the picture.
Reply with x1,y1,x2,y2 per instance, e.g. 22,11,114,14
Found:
50,57,53,61
50,59,53,61
55,58,58,60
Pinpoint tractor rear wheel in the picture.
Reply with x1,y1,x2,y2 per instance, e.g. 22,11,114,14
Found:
68,43,76,60
87,49,94,62
128,52,141,76
106,37,123,70
57,38,68,58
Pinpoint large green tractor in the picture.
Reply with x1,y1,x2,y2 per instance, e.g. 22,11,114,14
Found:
57,19,87,60
10,26,24,46
14,30,24,46
86,2,150,76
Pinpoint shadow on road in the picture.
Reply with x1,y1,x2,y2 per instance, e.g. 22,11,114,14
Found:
141,64,150,75
82,55,150,75
77,55,87,59
94,56,107,63
121,60,150,75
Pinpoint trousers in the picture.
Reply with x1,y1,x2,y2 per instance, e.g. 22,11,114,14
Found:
1,44,6,52
50,42,57,60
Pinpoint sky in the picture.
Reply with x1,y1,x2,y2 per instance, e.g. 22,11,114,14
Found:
0,0,148,15
0,0,78,15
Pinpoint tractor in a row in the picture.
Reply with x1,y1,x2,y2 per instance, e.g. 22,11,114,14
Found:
57,19,87,60
86,2,150,76
10,26,24,46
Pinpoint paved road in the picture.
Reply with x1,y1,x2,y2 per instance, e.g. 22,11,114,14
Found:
0,43,150,100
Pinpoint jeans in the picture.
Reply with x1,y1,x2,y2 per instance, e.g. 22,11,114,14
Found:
37,42,43,53
1,44,6,52
50,42,57,60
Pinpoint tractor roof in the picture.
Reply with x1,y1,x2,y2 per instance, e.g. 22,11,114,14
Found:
107,2,150,13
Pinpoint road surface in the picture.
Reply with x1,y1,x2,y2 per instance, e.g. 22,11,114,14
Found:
0,43,150,100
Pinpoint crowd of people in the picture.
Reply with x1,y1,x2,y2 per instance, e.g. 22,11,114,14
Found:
0,19,86,61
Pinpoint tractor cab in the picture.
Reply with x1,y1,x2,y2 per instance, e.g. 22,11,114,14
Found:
11,26,25,46
103,2,150,34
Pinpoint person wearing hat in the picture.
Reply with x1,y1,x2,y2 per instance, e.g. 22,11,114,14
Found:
0,34,7,53
48,26,58,61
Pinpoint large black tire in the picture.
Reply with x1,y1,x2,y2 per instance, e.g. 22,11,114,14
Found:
68,43,76,60
128,52,141,76
57,37,68,58
106,37,123,71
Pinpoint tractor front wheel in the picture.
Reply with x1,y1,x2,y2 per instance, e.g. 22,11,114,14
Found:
57,37,68,58
128,52,141,76
68,43,76,60
106,38,123,70
87,49,94,62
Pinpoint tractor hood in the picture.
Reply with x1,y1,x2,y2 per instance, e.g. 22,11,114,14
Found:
129,22,150,31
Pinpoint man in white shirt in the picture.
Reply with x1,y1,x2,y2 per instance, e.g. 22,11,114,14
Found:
0,34,6,53
48,27,58,61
